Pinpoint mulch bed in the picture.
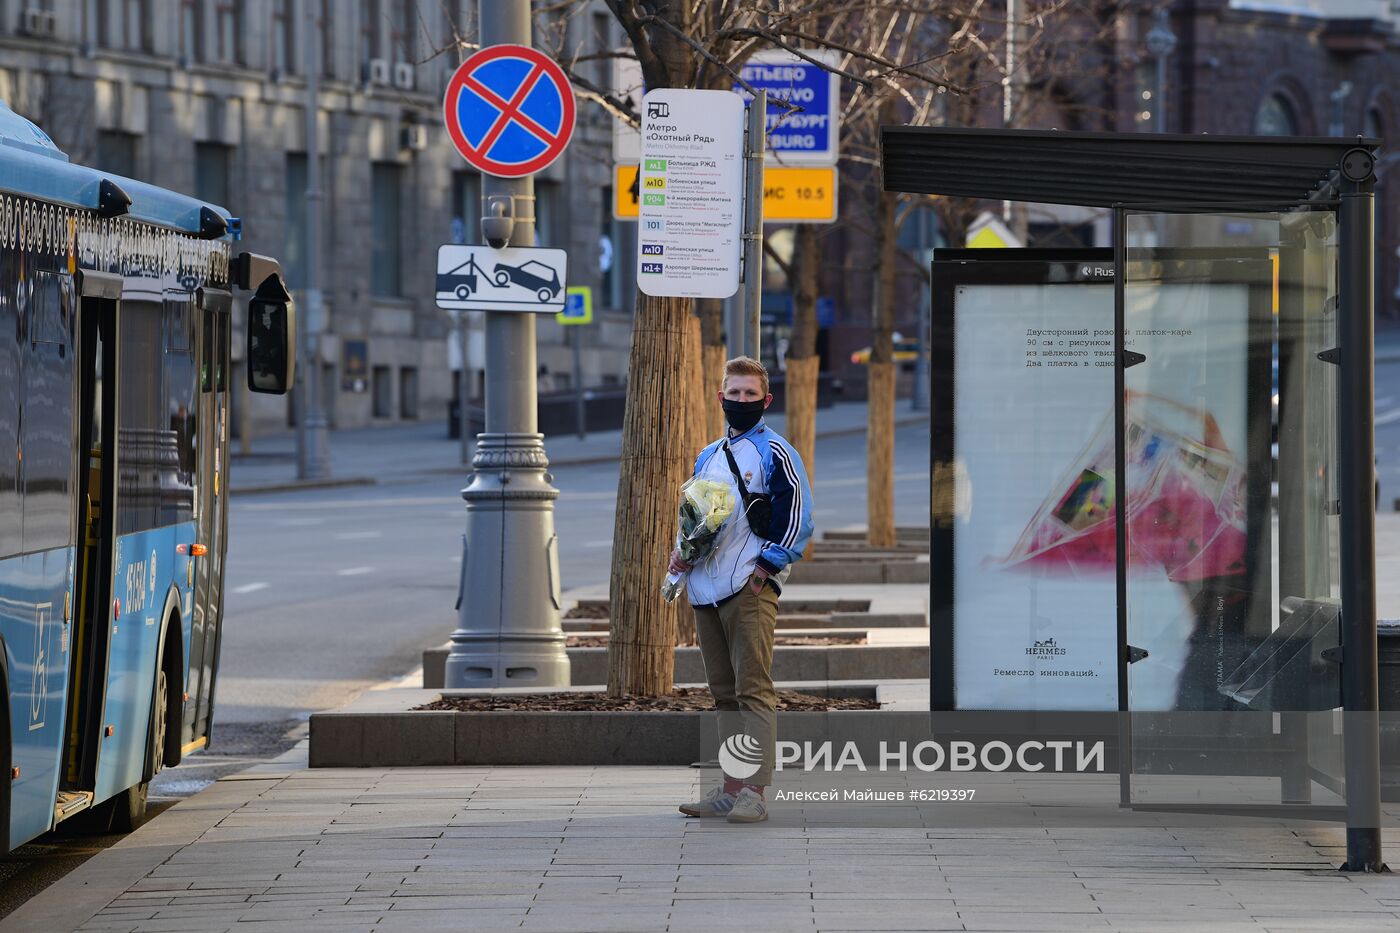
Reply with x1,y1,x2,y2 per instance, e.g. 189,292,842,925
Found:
416,687,878,712
564,635,866,648
564,603,610,619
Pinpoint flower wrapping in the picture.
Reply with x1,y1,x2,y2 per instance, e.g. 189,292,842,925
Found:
661,477,737,602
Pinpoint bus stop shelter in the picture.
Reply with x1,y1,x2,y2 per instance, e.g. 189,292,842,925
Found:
882,126,1386,871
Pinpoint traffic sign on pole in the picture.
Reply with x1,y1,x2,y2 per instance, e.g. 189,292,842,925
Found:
635,88,745,299
614,163,640,219
616,163,834,223
436,244,570,313
559,286,593,325
736,49,841,165
443,44,576,178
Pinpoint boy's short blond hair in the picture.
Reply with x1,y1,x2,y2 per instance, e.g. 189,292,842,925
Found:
723,356,769,395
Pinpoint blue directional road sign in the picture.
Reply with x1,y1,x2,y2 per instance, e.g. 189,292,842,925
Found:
735,49,840,165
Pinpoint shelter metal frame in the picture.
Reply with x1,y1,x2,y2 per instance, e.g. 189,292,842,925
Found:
882,126,1384,871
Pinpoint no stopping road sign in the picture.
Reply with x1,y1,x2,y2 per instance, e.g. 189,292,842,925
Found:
443,44,576,178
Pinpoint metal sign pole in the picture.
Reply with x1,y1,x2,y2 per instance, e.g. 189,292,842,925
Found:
298,0,330,479
572,324,585,438
742,90,767,359
444,0,569,689
1338,153,1384,871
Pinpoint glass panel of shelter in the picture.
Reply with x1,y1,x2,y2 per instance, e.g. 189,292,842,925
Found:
1118,208,1344,812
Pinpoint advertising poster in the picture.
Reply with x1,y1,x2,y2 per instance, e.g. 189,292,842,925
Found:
932,254,1263,713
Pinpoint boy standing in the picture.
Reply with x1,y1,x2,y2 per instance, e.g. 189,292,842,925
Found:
670,357,814,823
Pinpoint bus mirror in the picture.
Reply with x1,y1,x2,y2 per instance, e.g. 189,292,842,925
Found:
247,274,296,395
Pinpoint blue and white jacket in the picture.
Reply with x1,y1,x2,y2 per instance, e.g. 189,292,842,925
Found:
685,420,814,606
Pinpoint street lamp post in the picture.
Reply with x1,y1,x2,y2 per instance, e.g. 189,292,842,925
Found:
298,0,331,480
1146,9,1177,135
443,0,569,689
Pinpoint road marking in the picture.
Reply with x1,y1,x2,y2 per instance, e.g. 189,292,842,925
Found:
335,531,383,540
1376,409,1400,427
1377,396,1394,408
337,566,374,576
232,582,269,595
584,539,613,548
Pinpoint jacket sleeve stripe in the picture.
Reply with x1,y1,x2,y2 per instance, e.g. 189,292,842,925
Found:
771,441,802,548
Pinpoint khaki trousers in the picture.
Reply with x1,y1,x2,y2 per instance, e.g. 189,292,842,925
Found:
694,577,779,786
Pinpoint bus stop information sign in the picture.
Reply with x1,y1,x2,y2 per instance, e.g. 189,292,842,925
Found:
443,44,575,178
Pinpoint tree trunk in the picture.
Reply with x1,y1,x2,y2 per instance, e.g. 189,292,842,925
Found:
698,297,726,441
866,360,897,548
787,224,821,558
607,294,695,696
867,186,899,549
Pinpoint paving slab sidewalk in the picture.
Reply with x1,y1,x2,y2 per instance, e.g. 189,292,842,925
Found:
8,763,1400,933
229,399,929,494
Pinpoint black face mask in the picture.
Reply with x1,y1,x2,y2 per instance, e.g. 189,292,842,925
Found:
722,398,765,433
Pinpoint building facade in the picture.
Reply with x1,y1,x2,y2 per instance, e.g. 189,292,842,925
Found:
806,0,1400,390
0,0,638,437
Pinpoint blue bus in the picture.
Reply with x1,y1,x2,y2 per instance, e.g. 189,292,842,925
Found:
0,102,294,849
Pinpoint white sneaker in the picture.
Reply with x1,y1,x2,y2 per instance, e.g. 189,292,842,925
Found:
726,787,768,823
679,786,736,818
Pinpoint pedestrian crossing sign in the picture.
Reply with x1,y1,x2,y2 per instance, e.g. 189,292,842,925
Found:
559,286,592,325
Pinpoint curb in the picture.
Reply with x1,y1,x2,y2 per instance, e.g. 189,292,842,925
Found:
229,475,377,496
423,643,930,690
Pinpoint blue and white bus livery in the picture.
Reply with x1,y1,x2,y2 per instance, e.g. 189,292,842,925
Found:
0,101,294,849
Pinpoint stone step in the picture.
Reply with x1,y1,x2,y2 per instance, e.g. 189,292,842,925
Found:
823,526,930,543
422,642,928,689
562,612,924,633
786,560,929,585
567,628,872,645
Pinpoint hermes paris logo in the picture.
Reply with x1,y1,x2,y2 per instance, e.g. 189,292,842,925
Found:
1026,637,1068,657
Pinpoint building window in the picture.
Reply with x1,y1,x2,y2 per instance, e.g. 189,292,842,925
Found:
399,367,418,419
321,0,335,78
285,153,308,289
372,365,392,417
93,0,148,50
95,130,136,177
371,163,403,296
451,171,481,245
1254,94,1299,137
601,185,617,309
361,0,381,64
214,2,240,64
592,12,611,86
81,0,99,46
272,0,295,75
180,0,201,61
535,179,560,247
194,142,230,207
391,0,414,61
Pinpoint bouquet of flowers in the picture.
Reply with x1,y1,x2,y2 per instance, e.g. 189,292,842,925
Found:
661,477,737,602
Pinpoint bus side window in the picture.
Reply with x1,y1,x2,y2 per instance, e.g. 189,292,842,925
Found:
201,307,213,393
0,253,19,558
21,272,75,553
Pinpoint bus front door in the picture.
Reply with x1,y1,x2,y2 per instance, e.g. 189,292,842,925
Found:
186,306,228,746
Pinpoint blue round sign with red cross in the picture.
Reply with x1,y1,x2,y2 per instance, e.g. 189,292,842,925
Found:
442,44,576,178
